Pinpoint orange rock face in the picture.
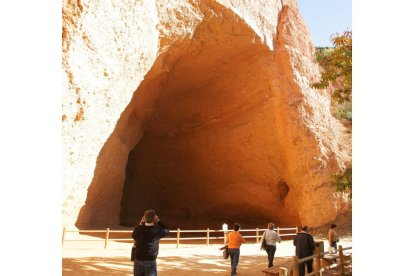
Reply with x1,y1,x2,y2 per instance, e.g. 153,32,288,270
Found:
62,0,351,230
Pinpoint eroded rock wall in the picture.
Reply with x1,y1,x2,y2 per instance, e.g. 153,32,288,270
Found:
62,0,351,230
62,0,160,228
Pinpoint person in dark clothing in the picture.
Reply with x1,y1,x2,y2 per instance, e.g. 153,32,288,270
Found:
132,210,169,276
293,226,315,276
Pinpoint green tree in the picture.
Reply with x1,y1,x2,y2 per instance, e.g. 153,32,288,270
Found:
331,167,352,198
312,31,352,104
313,32,353,197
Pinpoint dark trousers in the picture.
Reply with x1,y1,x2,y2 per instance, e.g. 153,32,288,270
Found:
298,259,313,276
133,260,157,276
228,248,240,276
265,245,276,268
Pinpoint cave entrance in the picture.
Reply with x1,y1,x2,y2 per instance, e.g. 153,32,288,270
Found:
76,8,300,230
118,38,293,229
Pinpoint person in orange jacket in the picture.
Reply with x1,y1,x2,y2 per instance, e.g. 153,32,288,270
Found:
226,223,246,276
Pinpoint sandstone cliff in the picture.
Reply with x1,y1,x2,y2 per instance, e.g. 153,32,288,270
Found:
62,0,351,230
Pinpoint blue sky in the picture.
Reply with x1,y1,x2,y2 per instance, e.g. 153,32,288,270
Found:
296,0,352,47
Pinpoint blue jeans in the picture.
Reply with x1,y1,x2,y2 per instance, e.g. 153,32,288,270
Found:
134,260,157,276
265,245,276,268
228,248,240,276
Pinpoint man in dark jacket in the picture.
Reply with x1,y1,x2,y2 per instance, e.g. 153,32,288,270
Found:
132,209,169,276
293,226,315,276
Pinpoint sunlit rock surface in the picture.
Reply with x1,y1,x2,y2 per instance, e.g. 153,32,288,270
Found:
62,0,351,230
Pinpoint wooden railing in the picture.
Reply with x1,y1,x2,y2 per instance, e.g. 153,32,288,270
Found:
62,226,298,249
277,245,352,276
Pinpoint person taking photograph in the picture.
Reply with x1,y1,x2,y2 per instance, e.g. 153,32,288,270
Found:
132,209,169,276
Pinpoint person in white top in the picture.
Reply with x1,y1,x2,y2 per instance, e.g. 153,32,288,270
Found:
260,222,282,268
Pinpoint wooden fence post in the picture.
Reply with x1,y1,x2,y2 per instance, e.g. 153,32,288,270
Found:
104,228,110,249
206,228,210,246
339,245,345,276
256,228,259,243
292,256,299,276
277,227,280,235
314,247,321,276
176,228,180,248
223,231,227,244
62,227,66,246
295,227,299,233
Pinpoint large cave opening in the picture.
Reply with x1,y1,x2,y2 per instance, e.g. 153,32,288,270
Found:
119,38,299,229
77,7,301,230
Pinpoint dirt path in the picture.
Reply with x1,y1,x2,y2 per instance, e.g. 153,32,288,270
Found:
63,236,352,275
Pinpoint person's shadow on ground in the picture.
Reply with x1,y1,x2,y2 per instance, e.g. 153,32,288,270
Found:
63,255,292,275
